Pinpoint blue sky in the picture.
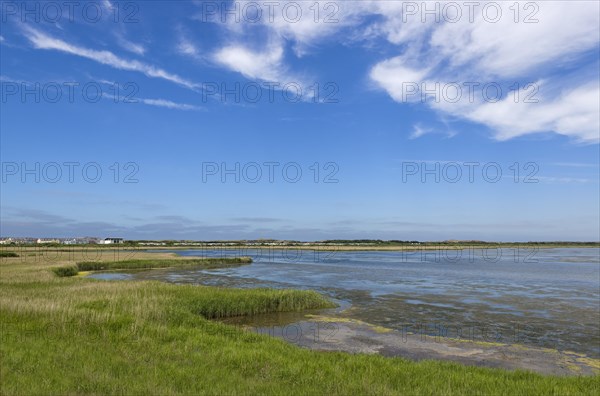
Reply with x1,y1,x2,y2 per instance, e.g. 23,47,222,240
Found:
1,0,599,241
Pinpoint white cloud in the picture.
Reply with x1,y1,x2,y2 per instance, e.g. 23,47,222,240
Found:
371,58,600,143
230,1,366,56
207,1,599,142
203,1,597,140
213,40,311,98
462,82,600,142
140,98,203,111
177,37,202,60
207,1,364,96
410,125,432,139
102,0,114,12
370,56,430,102
214,41,285,81
427,2,600,79
96,80,202,111
366,1,600,143
23,27,198,90
116,35,146,56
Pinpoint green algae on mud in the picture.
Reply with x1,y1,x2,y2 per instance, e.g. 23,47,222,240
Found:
226,311,600,377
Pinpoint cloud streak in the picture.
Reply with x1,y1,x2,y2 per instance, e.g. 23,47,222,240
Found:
23,27,199,90
140,98,204,111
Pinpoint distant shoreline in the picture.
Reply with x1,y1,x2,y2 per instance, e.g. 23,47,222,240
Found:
141,243,600,252
4,243,598,252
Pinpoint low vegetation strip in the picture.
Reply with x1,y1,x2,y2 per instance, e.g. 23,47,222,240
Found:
50,257,253,276
77,257,252,271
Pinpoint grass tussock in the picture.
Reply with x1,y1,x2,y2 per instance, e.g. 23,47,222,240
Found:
0,251,19,257
1,250,598,395
51,265,79,277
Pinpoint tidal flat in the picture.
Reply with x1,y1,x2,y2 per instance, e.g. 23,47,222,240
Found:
1,249,599,394
87,248,600,376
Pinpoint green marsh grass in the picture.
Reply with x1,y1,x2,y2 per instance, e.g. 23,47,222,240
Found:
76,257,252,271
51,265,79,277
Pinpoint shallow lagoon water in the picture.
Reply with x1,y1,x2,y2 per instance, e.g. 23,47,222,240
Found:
90,248,600,358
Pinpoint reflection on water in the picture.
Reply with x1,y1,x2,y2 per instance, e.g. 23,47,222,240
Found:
89,248,600,357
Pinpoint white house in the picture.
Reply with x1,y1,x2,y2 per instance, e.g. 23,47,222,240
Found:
102,238,124,244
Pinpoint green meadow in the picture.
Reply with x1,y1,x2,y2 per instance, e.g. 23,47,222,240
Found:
0,250,598,395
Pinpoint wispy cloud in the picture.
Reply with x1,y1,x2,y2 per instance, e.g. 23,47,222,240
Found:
2,77,198,112
213,39,313,99
536,176,595,184
22,27,199,90
214,40,285,81
409,125,431,139
552,162,599,168
115,35,146,56
140,98,203,111
177,36,202,60
102,0,114,11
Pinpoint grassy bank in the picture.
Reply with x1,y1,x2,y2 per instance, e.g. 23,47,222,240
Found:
77,257,252,272
1,251,598,395
51,257,253,278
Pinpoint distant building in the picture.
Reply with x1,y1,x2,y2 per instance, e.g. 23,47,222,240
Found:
102,238,124,244
36,238,60,244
